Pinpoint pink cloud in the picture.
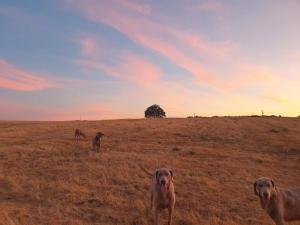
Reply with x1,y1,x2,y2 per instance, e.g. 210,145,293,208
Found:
75,53,161,87
196,1,229,12
289,51,300,61
230,63,278,90
46,103,121,121
75,34,109,59
0,59,57,91
66,0,299,117
0,96,120,121
64,0,238,90
116,0,152,15
168,30,239,59
74,51,219,117
80,37,97,56
73,46,213,114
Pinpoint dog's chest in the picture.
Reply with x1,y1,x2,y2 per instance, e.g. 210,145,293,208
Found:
157,200,170,209
157,192,172,209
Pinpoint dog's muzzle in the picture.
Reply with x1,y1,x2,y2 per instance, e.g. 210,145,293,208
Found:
260,192,270,201
159,179,168,193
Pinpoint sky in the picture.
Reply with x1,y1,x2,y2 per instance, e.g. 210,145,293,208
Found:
0,0,300,120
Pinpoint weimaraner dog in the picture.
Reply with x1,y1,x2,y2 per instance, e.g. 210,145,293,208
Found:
74,129,86,141
150,168,175,225
92,132,104,152
254,177,300,225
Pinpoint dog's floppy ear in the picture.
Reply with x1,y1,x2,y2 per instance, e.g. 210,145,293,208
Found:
169,170,173,181
155,170,159,184
253,181,259,196
270,179,275,188
270,179,278,194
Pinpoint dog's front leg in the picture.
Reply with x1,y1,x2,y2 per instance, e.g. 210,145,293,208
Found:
154,208,158,225
150,192,153,211
273,216,285,225
168,206,174,225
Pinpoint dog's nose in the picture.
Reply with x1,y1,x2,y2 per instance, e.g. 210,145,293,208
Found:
263,192,268,198
161,180,166,185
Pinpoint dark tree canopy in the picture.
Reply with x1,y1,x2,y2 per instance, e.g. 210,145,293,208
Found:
145,104,166,118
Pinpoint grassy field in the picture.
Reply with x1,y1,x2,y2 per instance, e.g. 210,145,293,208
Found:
0,117,300,225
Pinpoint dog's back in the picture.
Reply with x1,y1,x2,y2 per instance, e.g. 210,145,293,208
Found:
282,188,300,221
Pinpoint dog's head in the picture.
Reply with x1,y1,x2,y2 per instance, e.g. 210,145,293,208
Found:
155,168,173,193
254,177,276,203
96,132,104,138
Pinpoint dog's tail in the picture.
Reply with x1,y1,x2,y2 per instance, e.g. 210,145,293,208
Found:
139,165,153,178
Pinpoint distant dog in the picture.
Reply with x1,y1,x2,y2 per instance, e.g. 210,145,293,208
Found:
74,129,86,141
150,168,175,225
92,132,104,152
254,177,300,225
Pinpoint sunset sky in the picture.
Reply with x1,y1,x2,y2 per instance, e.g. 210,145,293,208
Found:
1,0,300,120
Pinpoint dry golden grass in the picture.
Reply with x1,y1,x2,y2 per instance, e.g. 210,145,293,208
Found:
0,117,300,225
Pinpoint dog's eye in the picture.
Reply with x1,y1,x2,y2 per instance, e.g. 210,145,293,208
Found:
266,183,270,188
258,184,262,188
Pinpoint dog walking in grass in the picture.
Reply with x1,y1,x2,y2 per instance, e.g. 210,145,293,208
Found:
74,129,86,141
151,168,175,225
141,166,175,225
254,177,300,225
92,132,104,152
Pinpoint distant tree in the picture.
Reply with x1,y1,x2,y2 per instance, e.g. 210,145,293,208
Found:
145,104,166,118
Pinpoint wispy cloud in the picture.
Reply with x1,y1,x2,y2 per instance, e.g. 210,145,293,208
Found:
230,63,277,89
116,0,152,15
74,50,218,117
77,34,109,59
0,59,57,91
79,37,98,56
74,31,162,88
64,0,238,90
196,1,230,13
0,96,120,120
61,0,300,118
75,52,161,88
289,51,300,61
263,95,289,104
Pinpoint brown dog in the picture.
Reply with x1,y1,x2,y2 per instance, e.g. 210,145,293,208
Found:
74,129,86,141
254,177,300,225
150,168,175,225
91,132,104,152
